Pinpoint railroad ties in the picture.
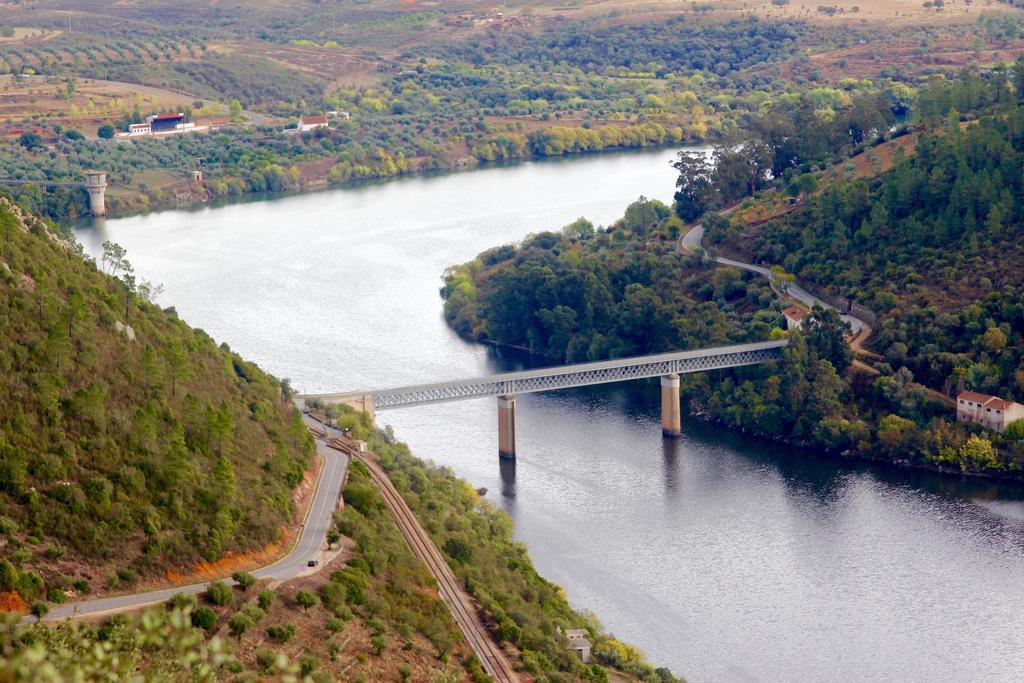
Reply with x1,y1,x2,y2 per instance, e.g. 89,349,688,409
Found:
313,423,519,681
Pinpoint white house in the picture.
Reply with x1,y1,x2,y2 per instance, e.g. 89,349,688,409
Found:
298,114,329,132
117,113,206,139
782,305,807,331
565,629,592,664
956,391,1024,433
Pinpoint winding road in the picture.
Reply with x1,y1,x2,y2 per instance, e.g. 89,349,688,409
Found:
679,224,868,337
24,437,349,624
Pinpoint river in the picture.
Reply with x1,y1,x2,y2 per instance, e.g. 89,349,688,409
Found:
75,148,1024,683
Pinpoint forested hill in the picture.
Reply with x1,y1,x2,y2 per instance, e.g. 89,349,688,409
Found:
710,107,1024,404
0,199,313,607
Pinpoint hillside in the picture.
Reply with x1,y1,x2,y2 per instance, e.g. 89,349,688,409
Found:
709,106,1024,401
0,196,314,608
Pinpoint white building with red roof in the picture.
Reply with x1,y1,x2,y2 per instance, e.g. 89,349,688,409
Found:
782,305,808,331
298,115,329,132
956,391,1024,433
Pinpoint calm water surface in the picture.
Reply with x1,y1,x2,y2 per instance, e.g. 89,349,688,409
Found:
76,149,1024,683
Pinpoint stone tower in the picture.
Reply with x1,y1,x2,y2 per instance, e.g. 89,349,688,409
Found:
83,171,107,217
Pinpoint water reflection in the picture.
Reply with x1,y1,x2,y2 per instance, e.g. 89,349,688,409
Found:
498,456,517,500
661,437,682,497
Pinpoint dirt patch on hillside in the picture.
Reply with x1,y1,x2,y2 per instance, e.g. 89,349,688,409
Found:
808,35,1024,81
0,591,29,614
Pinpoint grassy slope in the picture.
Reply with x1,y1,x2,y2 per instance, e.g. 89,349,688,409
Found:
0,197,313,606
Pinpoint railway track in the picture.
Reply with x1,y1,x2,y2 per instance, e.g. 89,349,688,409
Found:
314,425,518,681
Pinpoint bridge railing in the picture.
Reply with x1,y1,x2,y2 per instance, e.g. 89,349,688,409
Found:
303,340,787,411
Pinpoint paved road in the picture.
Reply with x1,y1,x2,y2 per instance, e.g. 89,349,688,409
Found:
25,437,348,623
680,224,865,336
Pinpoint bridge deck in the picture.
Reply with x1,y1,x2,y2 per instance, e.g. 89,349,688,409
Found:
302,340,787,410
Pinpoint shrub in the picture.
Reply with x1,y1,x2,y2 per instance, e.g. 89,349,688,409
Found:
0,560,19,591
255,649,277,672
294,589,318,610
257,588,275,611
266,622,296,643
169,592,196,610
232,571,257,591
191,607,217,630
228,612,253,638
343,482,380,515
43,544,66,560
299,656,319,677
30,602,49,619
319,580,347,611
239,603,265,623
206,580,233,606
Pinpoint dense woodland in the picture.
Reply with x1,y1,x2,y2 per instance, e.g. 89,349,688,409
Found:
0,197,313,607
431,17,804,82
710,102,1024,423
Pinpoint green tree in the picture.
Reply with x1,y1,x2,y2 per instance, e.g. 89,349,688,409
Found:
877,414,918,455
232,571,256,591
257,589,275,611
167,341,189,398
1003,420,1024,441
141,344,160,396
294,590,318,611
959,434,998,470
191,606,217,630
228,612,253,639
672,150,714,221
804,307,853,373
97,124,115,139
206,580,233,606
19,132,41,150
981,327,1007,353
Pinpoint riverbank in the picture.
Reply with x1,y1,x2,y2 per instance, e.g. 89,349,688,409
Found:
687,403,1024,483
82,137,694,222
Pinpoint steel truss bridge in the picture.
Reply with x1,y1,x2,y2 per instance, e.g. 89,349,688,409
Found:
301,340,787,410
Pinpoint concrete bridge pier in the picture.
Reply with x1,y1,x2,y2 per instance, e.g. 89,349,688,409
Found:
497,394,516,459
83,171,107,217
661,374,682,437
